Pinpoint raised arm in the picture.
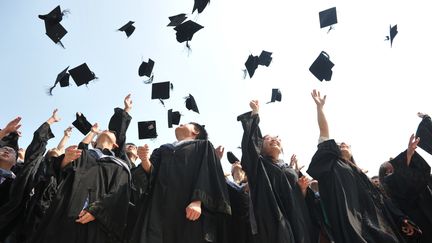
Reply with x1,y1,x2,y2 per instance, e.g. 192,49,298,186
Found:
80,123,99,148
406,134,420,166
108,94,133,159
0,117,22,140
137,144,151,173
56,126,73,154
311,89,329,140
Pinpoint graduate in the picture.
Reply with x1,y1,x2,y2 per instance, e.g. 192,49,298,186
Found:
130,122,231,243
237,100,315,243
307,89,418,243
31,94,133,243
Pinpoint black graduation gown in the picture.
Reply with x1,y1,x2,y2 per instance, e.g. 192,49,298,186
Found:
238,111,313,243
30,146,131,243
130,140,231,243
225,180,254,243
383,151,432,242
307,139,407,243
0,122,55,242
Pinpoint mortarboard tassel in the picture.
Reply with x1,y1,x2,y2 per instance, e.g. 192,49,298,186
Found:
143,75,154,84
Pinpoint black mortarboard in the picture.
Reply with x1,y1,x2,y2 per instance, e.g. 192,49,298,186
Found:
227,151,240,164
167,14,187,27
258,51,273,67
245,54,260,78
139,59,155,78
39,6,64,25
185,94,200,113
168,109,181,128
69,63,97,86
174,20,204,43
386,25,398,47
309,51,334,81
416,115,432,155
138,121,157,139
268,88,282,103
118,21,135,38
45,22,68,47
72,112,92,135
48,66,70,95
319,7,337,29
192,0,210,14
151,81,171,100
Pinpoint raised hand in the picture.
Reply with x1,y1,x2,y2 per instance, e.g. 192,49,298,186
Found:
138,144,152,172
61,145,82,168
289,154,305,174
64,126,73,137
91,123,100,134
185,200,202,221
297,176,316,197
47,109,61,125
250,100,259,115
406,134,420,166
124,93,133,113
215,145,225,160
1,117,22,135
417,112,428,118
311,89,326,108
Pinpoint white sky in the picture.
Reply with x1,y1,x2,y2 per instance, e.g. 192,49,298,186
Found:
1,0,431,176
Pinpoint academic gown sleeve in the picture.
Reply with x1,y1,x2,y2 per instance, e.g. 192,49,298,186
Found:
307,139,341,180
108,107,132,162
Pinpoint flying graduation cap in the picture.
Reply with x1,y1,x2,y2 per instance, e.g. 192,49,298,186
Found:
39,5,68,48
174,20,204,48
185,94,199,113
416,114,432,155
319,7,337,32
47,66,70,95
385,25,398,47
309,51,334,81
227,151,240,164
138,120,157,139
69,63,97,87
244,50,273,78
139,59,155,83
118,21,136,38
167,14,187,27
267,88,282,103
72,112,92,135
168,109,181,128
192,0,210,14
151,81,171,100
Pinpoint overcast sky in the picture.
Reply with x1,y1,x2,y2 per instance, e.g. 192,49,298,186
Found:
1,0,431,175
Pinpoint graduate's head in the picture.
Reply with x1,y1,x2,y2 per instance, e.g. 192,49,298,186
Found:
261,135,283,160
370,176,380,187
175,122,208,141
338,142,353,161
231,162,247,184
378,161,394,181
125,143,138,161
0,146,17,170
46,148,62,159
95,130,118,150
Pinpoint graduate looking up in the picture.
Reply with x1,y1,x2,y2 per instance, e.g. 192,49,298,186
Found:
130,122,231,243
237,100,315,243
307,89,418,243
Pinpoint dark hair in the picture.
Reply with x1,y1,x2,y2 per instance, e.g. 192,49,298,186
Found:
378,162,393,182
190,122,208,140
371,176,379,180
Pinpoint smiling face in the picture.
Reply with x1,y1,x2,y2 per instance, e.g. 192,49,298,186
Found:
261,135,282,160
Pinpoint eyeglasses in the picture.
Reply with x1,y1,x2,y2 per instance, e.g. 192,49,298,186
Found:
0,146,16,155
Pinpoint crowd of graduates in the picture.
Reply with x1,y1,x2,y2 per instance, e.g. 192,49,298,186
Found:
1,91,431,243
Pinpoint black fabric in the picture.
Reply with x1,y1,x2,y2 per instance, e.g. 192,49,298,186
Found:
383,151,432,243
130,140,231,243
238,111,314,243
416,115,432,155
307,139,408,243
0,122,55,242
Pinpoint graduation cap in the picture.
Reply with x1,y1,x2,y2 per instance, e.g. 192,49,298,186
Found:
138,121,157,139
72,112,92,135
174,20,204,43
39,6,68,48
167,14,187,27
151,81,171,100
227,151,240,164
39,6,65,25
309,51,334,81
385,25,398,47
69,63,97,86
267,88,282,103
192,0,210,14
168,109,181,128
47,66,70,95
319,7,337,30
244,55,260,78
416,114,432,155
118,21,135,38
185,94,200,113
258,51,273,67
139,59,155,83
